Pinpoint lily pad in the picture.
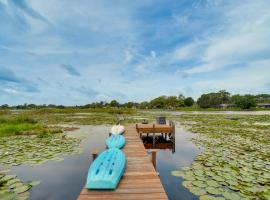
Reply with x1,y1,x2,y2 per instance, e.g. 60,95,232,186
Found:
28,180,41,187
194,170,204,176
17,191,30,200
192,180,205,188
212,175,223,182
171,171,185,177
196,176,208,181
190,187,206,196
0,134,81,167
261,191,270,200
184,174,196,181
0,191,16,200
8,182,24,189
0,169,11,173
182,166,190,171
182,181,193,189
1,174,17,182
13,185,31,194
206,180,219,187
199,195,216,200
6,178,20,186
222,191,240,200
206,186,221,195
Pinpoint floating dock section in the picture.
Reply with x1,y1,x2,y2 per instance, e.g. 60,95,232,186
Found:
77,125,168,200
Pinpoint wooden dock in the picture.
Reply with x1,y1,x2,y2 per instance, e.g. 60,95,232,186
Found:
77,125,168,200
136,123,175,152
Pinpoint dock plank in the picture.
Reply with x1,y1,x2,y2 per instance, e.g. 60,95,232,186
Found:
77,125,168,200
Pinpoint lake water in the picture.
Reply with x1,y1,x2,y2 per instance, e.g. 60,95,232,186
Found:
4,125,200,200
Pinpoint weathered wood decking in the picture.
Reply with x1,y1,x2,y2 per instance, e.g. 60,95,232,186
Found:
78,125,168,200
77,125,168,200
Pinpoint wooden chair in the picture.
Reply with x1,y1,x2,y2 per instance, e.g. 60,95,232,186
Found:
156,117,166,124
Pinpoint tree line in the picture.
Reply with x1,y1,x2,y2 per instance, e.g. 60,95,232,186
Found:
1,90,270,110
197,90,270,109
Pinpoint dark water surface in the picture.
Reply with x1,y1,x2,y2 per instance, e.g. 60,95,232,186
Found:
5,125,200,200
157,128,200,200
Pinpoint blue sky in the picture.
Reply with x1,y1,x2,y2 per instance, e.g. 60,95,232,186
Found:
0,0,270,105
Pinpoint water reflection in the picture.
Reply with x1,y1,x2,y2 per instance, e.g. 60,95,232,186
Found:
142,135,175,153
156,127,201,200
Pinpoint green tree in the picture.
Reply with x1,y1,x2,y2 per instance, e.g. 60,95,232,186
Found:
139,101,149,109
28,104,37,109
48,104,57,108
110,100,120,107
219,90,231,103
232,94,256,109
197,93,219,108
184,97,194,107
150,96,166,108
125,102,134,108
167,96,184,108
197,91,231,108
255,94,270,103
149,95,185,109
1,104,9,109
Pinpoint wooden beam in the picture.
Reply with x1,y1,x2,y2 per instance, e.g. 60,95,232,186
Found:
150,149,157,170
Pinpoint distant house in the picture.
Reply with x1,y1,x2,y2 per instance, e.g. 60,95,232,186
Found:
257,103,270,108
219,104,236,109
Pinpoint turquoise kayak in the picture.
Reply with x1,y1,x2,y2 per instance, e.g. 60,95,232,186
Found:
106,135,125,149
86,148,126,189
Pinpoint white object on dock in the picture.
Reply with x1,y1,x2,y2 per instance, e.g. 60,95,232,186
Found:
110,125,125,135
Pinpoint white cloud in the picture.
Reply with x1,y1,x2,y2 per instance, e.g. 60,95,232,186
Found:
190,59,270,96
1,0,270,104
0,0,8,5
170,41,205,63
134,64,147,74
181,0,270,74
4,88,18,94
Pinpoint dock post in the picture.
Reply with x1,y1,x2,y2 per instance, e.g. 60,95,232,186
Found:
153,124,156,148
171,122,176,153
92,151,98,161
136,124,142,138
150,149,157,170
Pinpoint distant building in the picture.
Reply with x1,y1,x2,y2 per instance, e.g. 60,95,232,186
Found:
257,103,270,108
219,104,236,109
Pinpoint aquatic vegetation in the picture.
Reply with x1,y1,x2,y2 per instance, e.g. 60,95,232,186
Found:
0,171,40,200
0,134,81,166
27,107,135,115
0,116,62,137
172,114,270,199
0,108,166,126
0,114,82,199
